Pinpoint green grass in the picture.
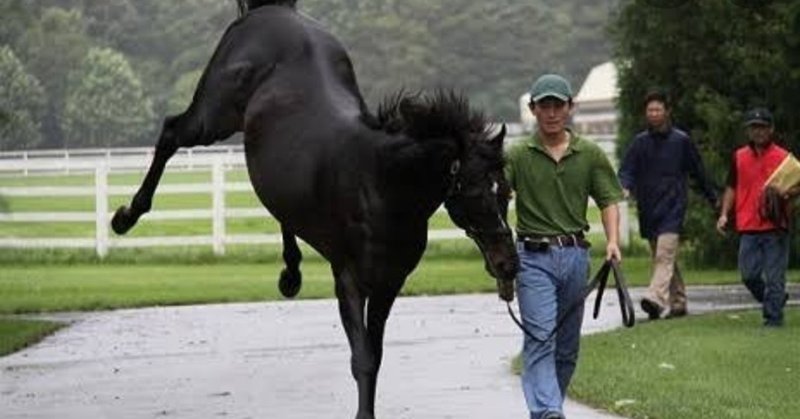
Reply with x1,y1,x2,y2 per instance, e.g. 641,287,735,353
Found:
0,254,509,314
570,309,800,419
0,318,63,357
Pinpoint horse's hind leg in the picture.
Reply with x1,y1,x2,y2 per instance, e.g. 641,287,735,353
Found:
278,227,303,298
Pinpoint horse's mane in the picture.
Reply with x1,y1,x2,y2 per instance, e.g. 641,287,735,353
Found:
375,90,491,144
237,0,297,16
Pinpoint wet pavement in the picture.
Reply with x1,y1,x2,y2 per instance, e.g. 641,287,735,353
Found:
1,284,797,419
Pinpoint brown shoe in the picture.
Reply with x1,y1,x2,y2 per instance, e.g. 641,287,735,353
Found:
641,299,663,320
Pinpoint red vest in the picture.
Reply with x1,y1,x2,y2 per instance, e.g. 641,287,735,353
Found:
734,142,788,232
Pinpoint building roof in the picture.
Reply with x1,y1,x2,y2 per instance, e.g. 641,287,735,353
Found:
575,61,617,104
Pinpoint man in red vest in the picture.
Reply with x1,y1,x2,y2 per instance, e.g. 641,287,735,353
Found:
717,108,795,327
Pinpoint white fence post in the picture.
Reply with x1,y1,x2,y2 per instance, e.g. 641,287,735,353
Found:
95,165,109,258
619,200,630,248
212,159,226,255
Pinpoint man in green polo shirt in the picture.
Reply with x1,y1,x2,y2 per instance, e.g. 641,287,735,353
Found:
505,74,623,419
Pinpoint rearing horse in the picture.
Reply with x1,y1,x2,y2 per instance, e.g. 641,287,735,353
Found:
111,1,518,418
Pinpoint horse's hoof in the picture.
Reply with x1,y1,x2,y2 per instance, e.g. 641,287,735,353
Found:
278,268,302,298
111,206,136,235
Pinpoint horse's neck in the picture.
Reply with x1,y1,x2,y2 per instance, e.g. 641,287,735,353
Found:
377,136,453,217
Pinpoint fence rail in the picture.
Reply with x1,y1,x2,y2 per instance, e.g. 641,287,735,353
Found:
0,147,630,257
0,144,245,176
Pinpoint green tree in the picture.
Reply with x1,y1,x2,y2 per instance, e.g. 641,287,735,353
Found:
17,7,91,148
611,0,800,266
0,45,46,150
166,69,202,115
304,0,617,119
63,47,155,148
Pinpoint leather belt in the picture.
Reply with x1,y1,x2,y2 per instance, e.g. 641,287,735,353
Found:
517,232,590,249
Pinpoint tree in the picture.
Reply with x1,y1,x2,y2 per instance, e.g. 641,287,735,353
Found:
0,45,46,150
63,47,155,148
166,69,203,115
17,7,91,148
611,0,800,266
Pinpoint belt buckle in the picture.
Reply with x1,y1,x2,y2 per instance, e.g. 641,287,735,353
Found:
523,237,549,252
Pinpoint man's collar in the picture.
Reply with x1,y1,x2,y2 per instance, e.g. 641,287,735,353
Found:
647,124,672,136
527,129,584,152
748,139,774,152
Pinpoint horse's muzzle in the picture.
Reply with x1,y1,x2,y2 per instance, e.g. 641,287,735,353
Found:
476,232,519,282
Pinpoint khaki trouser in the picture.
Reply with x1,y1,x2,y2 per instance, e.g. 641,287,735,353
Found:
644,233,687,312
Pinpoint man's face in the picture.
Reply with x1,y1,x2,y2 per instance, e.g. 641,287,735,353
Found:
529,97,571,136
747,123,773,146
645,100,669,129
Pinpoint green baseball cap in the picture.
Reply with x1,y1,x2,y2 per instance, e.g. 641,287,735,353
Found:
529,74,573,103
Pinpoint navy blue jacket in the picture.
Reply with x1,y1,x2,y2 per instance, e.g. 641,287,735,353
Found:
618,127,717,239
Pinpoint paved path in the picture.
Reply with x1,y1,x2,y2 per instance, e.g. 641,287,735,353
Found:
1,285,797,419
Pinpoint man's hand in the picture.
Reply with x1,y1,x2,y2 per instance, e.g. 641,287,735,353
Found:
782,185,800,200
716,214,728,234
622,188,630,199
606,242,622,262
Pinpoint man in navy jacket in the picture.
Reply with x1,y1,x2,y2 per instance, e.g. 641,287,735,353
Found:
618,91,717,319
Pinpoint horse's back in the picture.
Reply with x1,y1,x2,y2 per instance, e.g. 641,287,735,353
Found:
224,7,371,250
217,7,363,119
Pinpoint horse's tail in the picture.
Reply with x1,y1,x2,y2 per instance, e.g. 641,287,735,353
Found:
236,0,298,16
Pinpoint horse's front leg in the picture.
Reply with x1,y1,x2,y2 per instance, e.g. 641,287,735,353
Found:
335,269,378,419
111,116,181,234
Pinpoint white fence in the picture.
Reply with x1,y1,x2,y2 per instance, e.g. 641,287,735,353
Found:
0,147,630,257
0,144,244,176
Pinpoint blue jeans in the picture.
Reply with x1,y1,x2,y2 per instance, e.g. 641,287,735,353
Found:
516,242,590,419
738,232,789,325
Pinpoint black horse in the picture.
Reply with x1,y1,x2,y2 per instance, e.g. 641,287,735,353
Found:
111,1,518,418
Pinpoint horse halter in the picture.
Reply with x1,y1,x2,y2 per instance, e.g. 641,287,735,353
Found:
444,159,512,240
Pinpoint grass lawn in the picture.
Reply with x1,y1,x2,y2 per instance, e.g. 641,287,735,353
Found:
0,258,511,314
571,309,800,419
0,318,63,357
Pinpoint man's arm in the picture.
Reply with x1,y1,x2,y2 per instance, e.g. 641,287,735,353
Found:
685,138,718,206
601,204,622,261
617,138,639,199
716,186,735,234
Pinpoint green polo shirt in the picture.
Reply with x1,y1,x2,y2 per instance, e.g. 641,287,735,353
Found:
505,132,623,236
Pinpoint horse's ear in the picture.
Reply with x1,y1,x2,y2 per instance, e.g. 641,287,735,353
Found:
489,124,506,149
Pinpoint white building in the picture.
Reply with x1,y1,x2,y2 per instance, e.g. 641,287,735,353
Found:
572,61,619,158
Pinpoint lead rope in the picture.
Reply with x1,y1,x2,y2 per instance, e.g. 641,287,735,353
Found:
506,259,635,343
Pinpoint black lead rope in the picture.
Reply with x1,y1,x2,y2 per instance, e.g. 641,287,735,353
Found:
506,259,635,343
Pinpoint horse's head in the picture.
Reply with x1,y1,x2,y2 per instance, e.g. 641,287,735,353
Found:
444,124,519,285
375,91,519,296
